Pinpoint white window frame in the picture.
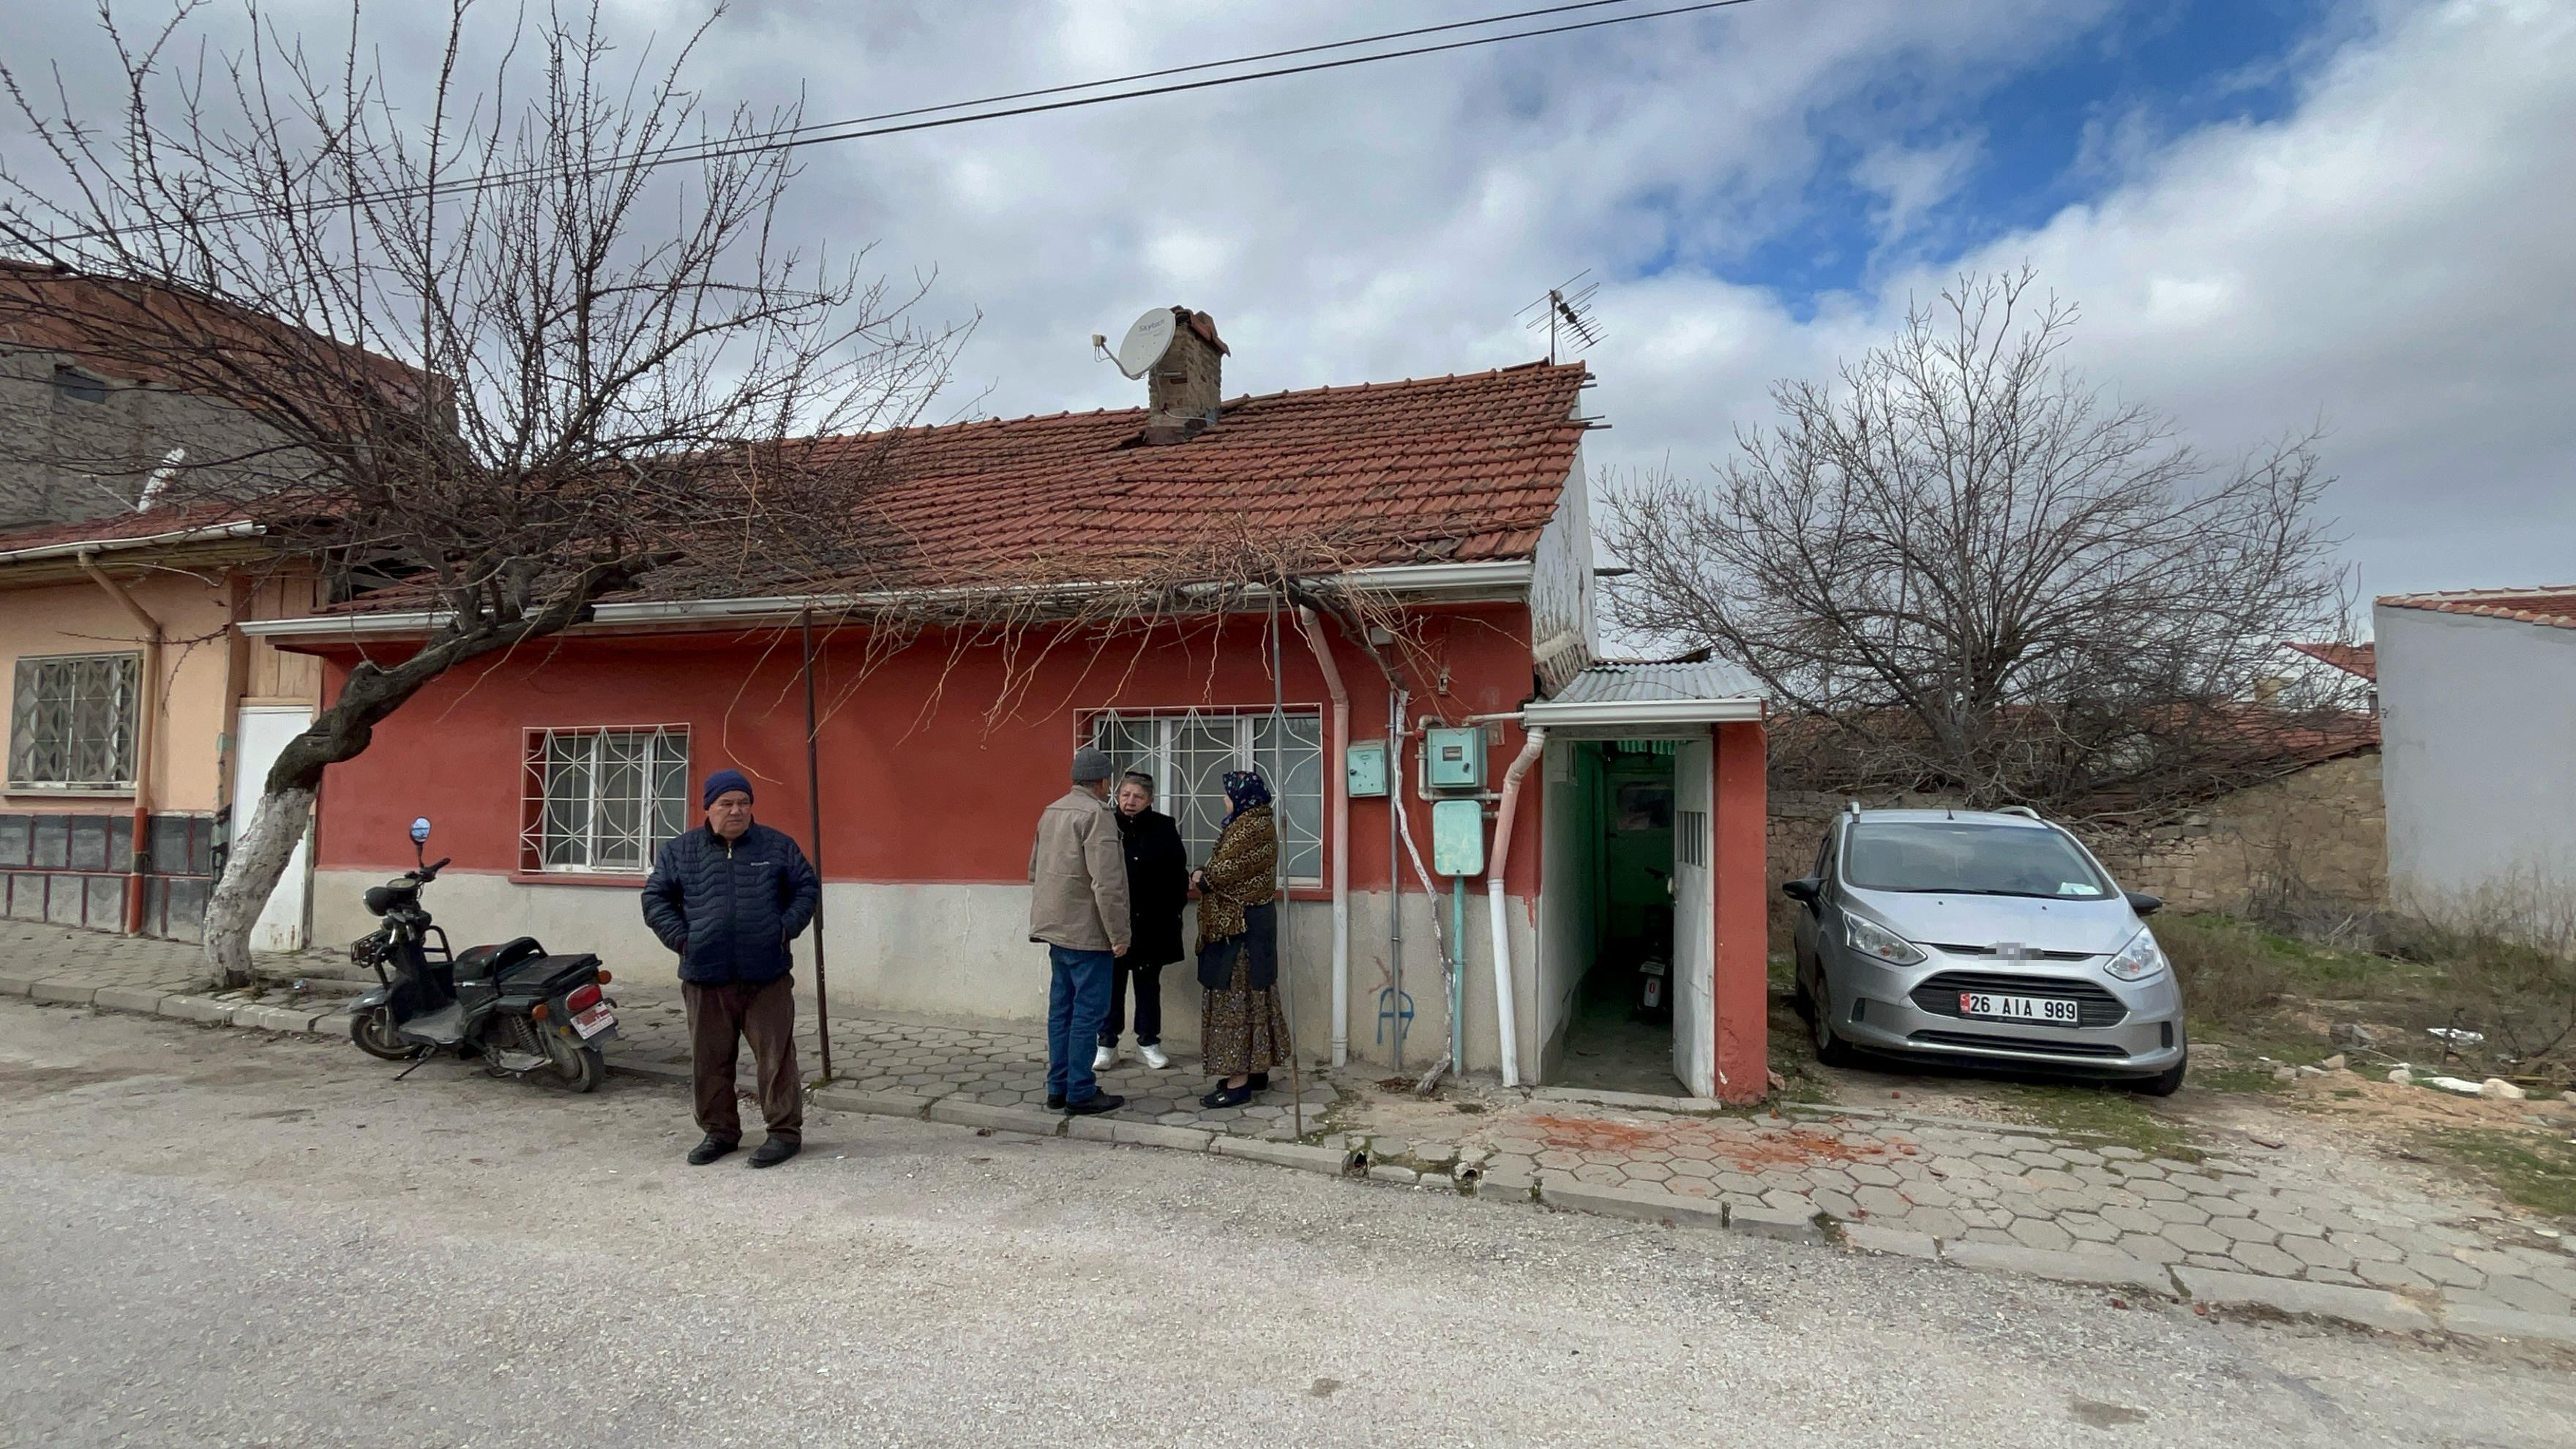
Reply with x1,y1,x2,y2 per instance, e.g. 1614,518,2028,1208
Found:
8,651,141,792
520,725,691,875
1085,705,1326,886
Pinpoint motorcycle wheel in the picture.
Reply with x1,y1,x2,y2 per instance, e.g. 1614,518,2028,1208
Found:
350,1006,423,1061
539,1033,605,1093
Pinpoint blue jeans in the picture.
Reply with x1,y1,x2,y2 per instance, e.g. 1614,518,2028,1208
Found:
1046,946,1117,1104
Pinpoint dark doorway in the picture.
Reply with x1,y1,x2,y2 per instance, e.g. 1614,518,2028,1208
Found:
1554,740,1680,1095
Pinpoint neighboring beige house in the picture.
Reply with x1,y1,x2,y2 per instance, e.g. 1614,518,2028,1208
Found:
0,506,323,943
0,263,359,944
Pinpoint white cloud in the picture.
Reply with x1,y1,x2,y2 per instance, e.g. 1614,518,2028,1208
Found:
6,0,2563,602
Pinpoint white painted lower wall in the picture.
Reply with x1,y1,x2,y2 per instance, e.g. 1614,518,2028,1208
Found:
313,872,1542,1075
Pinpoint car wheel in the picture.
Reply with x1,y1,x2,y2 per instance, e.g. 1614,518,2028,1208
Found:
1791,954,1816,1022
1810,976,1856,1068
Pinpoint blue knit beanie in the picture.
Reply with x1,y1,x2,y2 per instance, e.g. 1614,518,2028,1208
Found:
703,768,754,808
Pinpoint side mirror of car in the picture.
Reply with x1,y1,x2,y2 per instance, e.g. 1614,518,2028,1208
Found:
2124,891,2164,918
1781,877,1821,905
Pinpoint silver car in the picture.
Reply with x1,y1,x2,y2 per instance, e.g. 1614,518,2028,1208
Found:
1784,806,2187,1095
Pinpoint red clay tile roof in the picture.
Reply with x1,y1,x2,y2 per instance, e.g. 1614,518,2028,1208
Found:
321,360,1590,613
2281,640,2376,681
2378,585,2576,632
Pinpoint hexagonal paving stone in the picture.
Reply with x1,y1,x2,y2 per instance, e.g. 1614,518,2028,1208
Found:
2130,1178,2189,1202
2160,1223,2232,1256
1762,1188,1815,1214
2282,1235,2356,1271
2141,1199,2210,1227
2408,1254,2486,1289
1535,1150,1584,1170
2253,1210,2326,1240
2228,1240,2307,1278
2482,1274,2575,1316
1894,1207,1968,1240
2197,1195,2255,1220
2061,1213,2122,1244
1847,1163,1901,1188
1853,1185,1910,1217
2119,1233,2187,1265
2212,1216,2279,1245
1572,1164,1628,1186
2007,1218,2076,1253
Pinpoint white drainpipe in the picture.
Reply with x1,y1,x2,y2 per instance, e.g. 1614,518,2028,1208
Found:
1295,607,1352,1068
1485,724,1547,1087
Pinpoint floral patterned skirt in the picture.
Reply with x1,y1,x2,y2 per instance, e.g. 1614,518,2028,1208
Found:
1199,946,1292,1076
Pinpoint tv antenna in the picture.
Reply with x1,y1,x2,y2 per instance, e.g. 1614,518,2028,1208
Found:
1518,270,1603,364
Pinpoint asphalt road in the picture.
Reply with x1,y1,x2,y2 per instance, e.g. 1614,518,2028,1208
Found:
1,1001,2569,1449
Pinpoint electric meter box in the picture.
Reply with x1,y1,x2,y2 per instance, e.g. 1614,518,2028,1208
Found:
1423,726,1486,790
1344,740,1388,799
1431,798,1486,876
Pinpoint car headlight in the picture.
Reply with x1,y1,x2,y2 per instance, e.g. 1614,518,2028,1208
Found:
1845,915,1925,965
2106,927,2169,981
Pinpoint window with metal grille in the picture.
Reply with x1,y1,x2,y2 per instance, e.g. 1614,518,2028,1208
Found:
1086,708,1324,883
521,726,689,873
1677,809,1708,868
8,653,140,790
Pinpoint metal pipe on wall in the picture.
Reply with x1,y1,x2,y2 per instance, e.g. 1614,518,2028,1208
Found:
798,608,834,1083
78,550,162,935
1485,725,1547,1088
1387,687,1404,1070
1295,607,1350,1069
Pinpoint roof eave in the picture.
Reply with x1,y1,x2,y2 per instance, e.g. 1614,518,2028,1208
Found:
0,520,263,566
239,557,1539,643
1520,697,1767,727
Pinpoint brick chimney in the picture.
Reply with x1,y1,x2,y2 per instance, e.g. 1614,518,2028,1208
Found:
1145,307,1228,443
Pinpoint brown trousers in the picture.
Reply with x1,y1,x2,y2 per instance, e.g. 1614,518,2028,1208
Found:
684,975,803,1145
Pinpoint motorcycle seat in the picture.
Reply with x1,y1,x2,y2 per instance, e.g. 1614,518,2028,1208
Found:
455,937,546,981
499,952,606,992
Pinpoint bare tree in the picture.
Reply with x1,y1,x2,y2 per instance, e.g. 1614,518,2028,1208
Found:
1601,269,2354,820
0,1,960,985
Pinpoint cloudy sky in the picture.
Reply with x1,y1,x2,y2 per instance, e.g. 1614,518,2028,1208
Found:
11,0,2572,606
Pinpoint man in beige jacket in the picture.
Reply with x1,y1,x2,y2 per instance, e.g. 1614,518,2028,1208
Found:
1029,745,1131,1114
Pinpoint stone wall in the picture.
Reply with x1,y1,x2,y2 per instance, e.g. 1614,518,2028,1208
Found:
1761,752,2388,951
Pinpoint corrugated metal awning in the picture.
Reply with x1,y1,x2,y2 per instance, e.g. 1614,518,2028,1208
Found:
1521,659,1764,727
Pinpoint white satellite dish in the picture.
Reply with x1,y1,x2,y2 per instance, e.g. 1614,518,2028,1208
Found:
1108,307,1177,380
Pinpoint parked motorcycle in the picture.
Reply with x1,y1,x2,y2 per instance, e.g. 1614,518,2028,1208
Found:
346,816,618,1091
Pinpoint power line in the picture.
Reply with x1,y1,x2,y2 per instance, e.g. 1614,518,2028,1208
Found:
20,0,1759,249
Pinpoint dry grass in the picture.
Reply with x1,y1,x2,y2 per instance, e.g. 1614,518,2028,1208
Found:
2159,896,2576,1087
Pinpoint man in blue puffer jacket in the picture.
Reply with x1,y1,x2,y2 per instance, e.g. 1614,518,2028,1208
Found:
642,768,820,1169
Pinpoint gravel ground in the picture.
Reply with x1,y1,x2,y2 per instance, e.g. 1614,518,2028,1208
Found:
1,1000,2570,1449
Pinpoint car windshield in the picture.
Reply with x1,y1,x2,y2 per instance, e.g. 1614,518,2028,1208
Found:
1843,821,2111,899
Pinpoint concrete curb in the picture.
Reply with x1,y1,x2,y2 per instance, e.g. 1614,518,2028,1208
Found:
20,985,2573,1352
1942,1242,2174,1298
2173,1265,2436,1334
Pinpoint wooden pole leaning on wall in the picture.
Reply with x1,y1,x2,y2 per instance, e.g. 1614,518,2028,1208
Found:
1270,599,1302,1139
800,608,834,1085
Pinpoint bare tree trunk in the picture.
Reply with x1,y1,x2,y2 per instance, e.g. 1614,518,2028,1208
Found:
203,785,316,989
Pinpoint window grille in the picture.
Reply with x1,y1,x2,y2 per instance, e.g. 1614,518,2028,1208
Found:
8,653,140,790
521,726,689,873
1086,707,1325,883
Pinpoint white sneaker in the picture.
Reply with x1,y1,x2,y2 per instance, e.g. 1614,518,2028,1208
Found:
1138,1044,1172,1071
1093,1045,1117,1071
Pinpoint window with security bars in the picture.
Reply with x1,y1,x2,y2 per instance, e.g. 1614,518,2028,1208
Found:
9,653,141,790
1087,708,1325,883
522,726,690,873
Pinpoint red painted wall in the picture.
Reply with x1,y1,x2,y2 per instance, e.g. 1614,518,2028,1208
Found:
309,604,1546,898
1712,720,1770,1102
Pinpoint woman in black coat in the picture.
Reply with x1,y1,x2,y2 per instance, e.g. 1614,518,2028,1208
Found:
1096,771,1189,1071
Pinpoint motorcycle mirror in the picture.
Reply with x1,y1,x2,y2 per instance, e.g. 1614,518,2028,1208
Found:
409,816,433,846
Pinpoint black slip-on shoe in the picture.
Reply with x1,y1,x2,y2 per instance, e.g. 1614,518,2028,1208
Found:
1199,1083,1254,1109
1046,1094,1067,1111
686,1134,738,1167
1063,1093,1126,1117
748,1136,801,1169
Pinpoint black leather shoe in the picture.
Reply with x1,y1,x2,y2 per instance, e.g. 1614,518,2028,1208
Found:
1046,1094,1066,1110
1199,1083,1253,1109
1064,1093,1126,1116
748,1136,801,1169
686,1134,737,1166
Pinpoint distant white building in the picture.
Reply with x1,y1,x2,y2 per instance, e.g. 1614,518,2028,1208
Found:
2375,586,2576,909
